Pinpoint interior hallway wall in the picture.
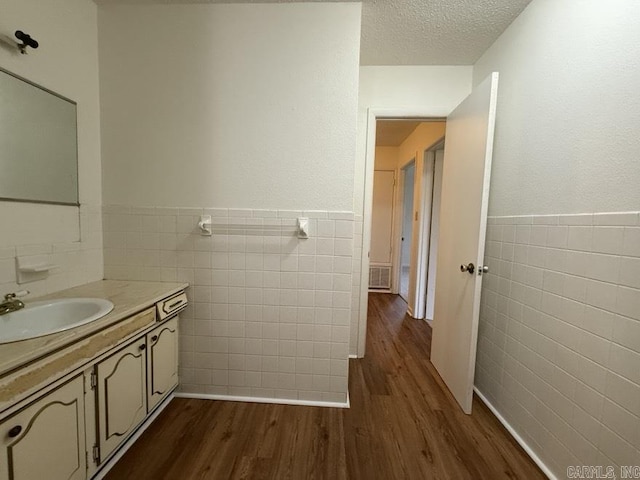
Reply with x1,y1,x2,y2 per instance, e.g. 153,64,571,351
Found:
0,0,103,297
395,123,446,172
394,122,446,308
99,3,361,405
474,0,640,475
370,122,445,296
374,147,398,171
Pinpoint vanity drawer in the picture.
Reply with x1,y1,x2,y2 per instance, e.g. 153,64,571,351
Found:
156,292,187,321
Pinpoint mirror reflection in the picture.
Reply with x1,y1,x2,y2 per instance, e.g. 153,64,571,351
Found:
0,68,78,206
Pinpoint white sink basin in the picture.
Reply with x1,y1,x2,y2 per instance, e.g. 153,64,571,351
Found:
0,298,114,344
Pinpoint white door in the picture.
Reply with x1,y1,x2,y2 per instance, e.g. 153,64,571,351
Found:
0,376,86,480
370,169,395,290
425,149,444,321
147,317,179,412
370,170,395,266
430,72,499,414
97,339,147,462
399,162,415,301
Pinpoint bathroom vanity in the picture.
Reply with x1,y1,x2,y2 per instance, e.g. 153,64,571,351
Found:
0,280,188,480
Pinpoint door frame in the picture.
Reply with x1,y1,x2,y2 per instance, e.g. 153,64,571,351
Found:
415,136,445,321
413,138,445,320
396,159,416,302
358,107,449,357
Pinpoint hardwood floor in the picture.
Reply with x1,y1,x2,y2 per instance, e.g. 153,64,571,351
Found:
106,294,544,480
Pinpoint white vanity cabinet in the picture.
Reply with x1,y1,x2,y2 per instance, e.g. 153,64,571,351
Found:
146,316,179,412
0,375,86,480
93,311,180,464
0,285,187,480
96,337,148,463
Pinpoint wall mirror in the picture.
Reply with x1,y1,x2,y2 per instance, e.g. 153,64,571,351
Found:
0,67,78,206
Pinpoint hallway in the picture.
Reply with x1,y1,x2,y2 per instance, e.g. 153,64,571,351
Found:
106,294,544,479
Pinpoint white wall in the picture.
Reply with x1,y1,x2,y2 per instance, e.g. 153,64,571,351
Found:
0,0,103,296
355,66,472,215
99,3,361,405
474,0,640,476
474,0,640,216
99,3,360,212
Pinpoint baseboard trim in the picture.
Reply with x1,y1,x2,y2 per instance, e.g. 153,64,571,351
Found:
175,392,350,409
349,354,359,359
473,387,556,480
92,392,175,480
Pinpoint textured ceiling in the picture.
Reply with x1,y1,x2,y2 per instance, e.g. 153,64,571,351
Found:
360,0,532,65
94,0,533,65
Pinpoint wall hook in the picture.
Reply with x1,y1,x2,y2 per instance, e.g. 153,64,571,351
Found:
15,30,38,54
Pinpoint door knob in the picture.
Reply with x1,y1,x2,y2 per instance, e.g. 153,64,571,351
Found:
478,265,489,275
460,263,475,274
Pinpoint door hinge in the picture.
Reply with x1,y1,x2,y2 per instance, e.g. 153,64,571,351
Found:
93,444,100,464
90,371,97,390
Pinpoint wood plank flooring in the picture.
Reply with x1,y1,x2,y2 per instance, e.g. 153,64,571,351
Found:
106,294,545,479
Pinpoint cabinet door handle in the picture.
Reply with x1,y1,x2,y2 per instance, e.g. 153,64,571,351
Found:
139,344,146,351
151,335,158,342
8,425,22,438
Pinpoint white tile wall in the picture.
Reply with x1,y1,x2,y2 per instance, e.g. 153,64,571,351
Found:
476,212,640,476
0,204,104,297
350,216,363,356
103,206,352,403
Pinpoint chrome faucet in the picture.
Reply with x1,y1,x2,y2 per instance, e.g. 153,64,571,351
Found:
0,291,29,315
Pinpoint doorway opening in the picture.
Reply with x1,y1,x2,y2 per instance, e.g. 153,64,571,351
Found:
367,119,446,318
358,73,500,414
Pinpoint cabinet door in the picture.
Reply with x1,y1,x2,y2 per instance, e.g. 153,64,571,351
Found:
0,376,86,480
147,317,179,411
96,339,147,462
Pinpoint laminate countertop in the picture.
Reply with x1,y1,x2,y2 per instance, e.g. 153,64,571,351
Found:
0,280,188,378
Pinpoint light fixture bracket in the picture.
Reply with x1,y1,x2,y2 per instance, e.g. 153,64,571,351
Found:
14,30,38,54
